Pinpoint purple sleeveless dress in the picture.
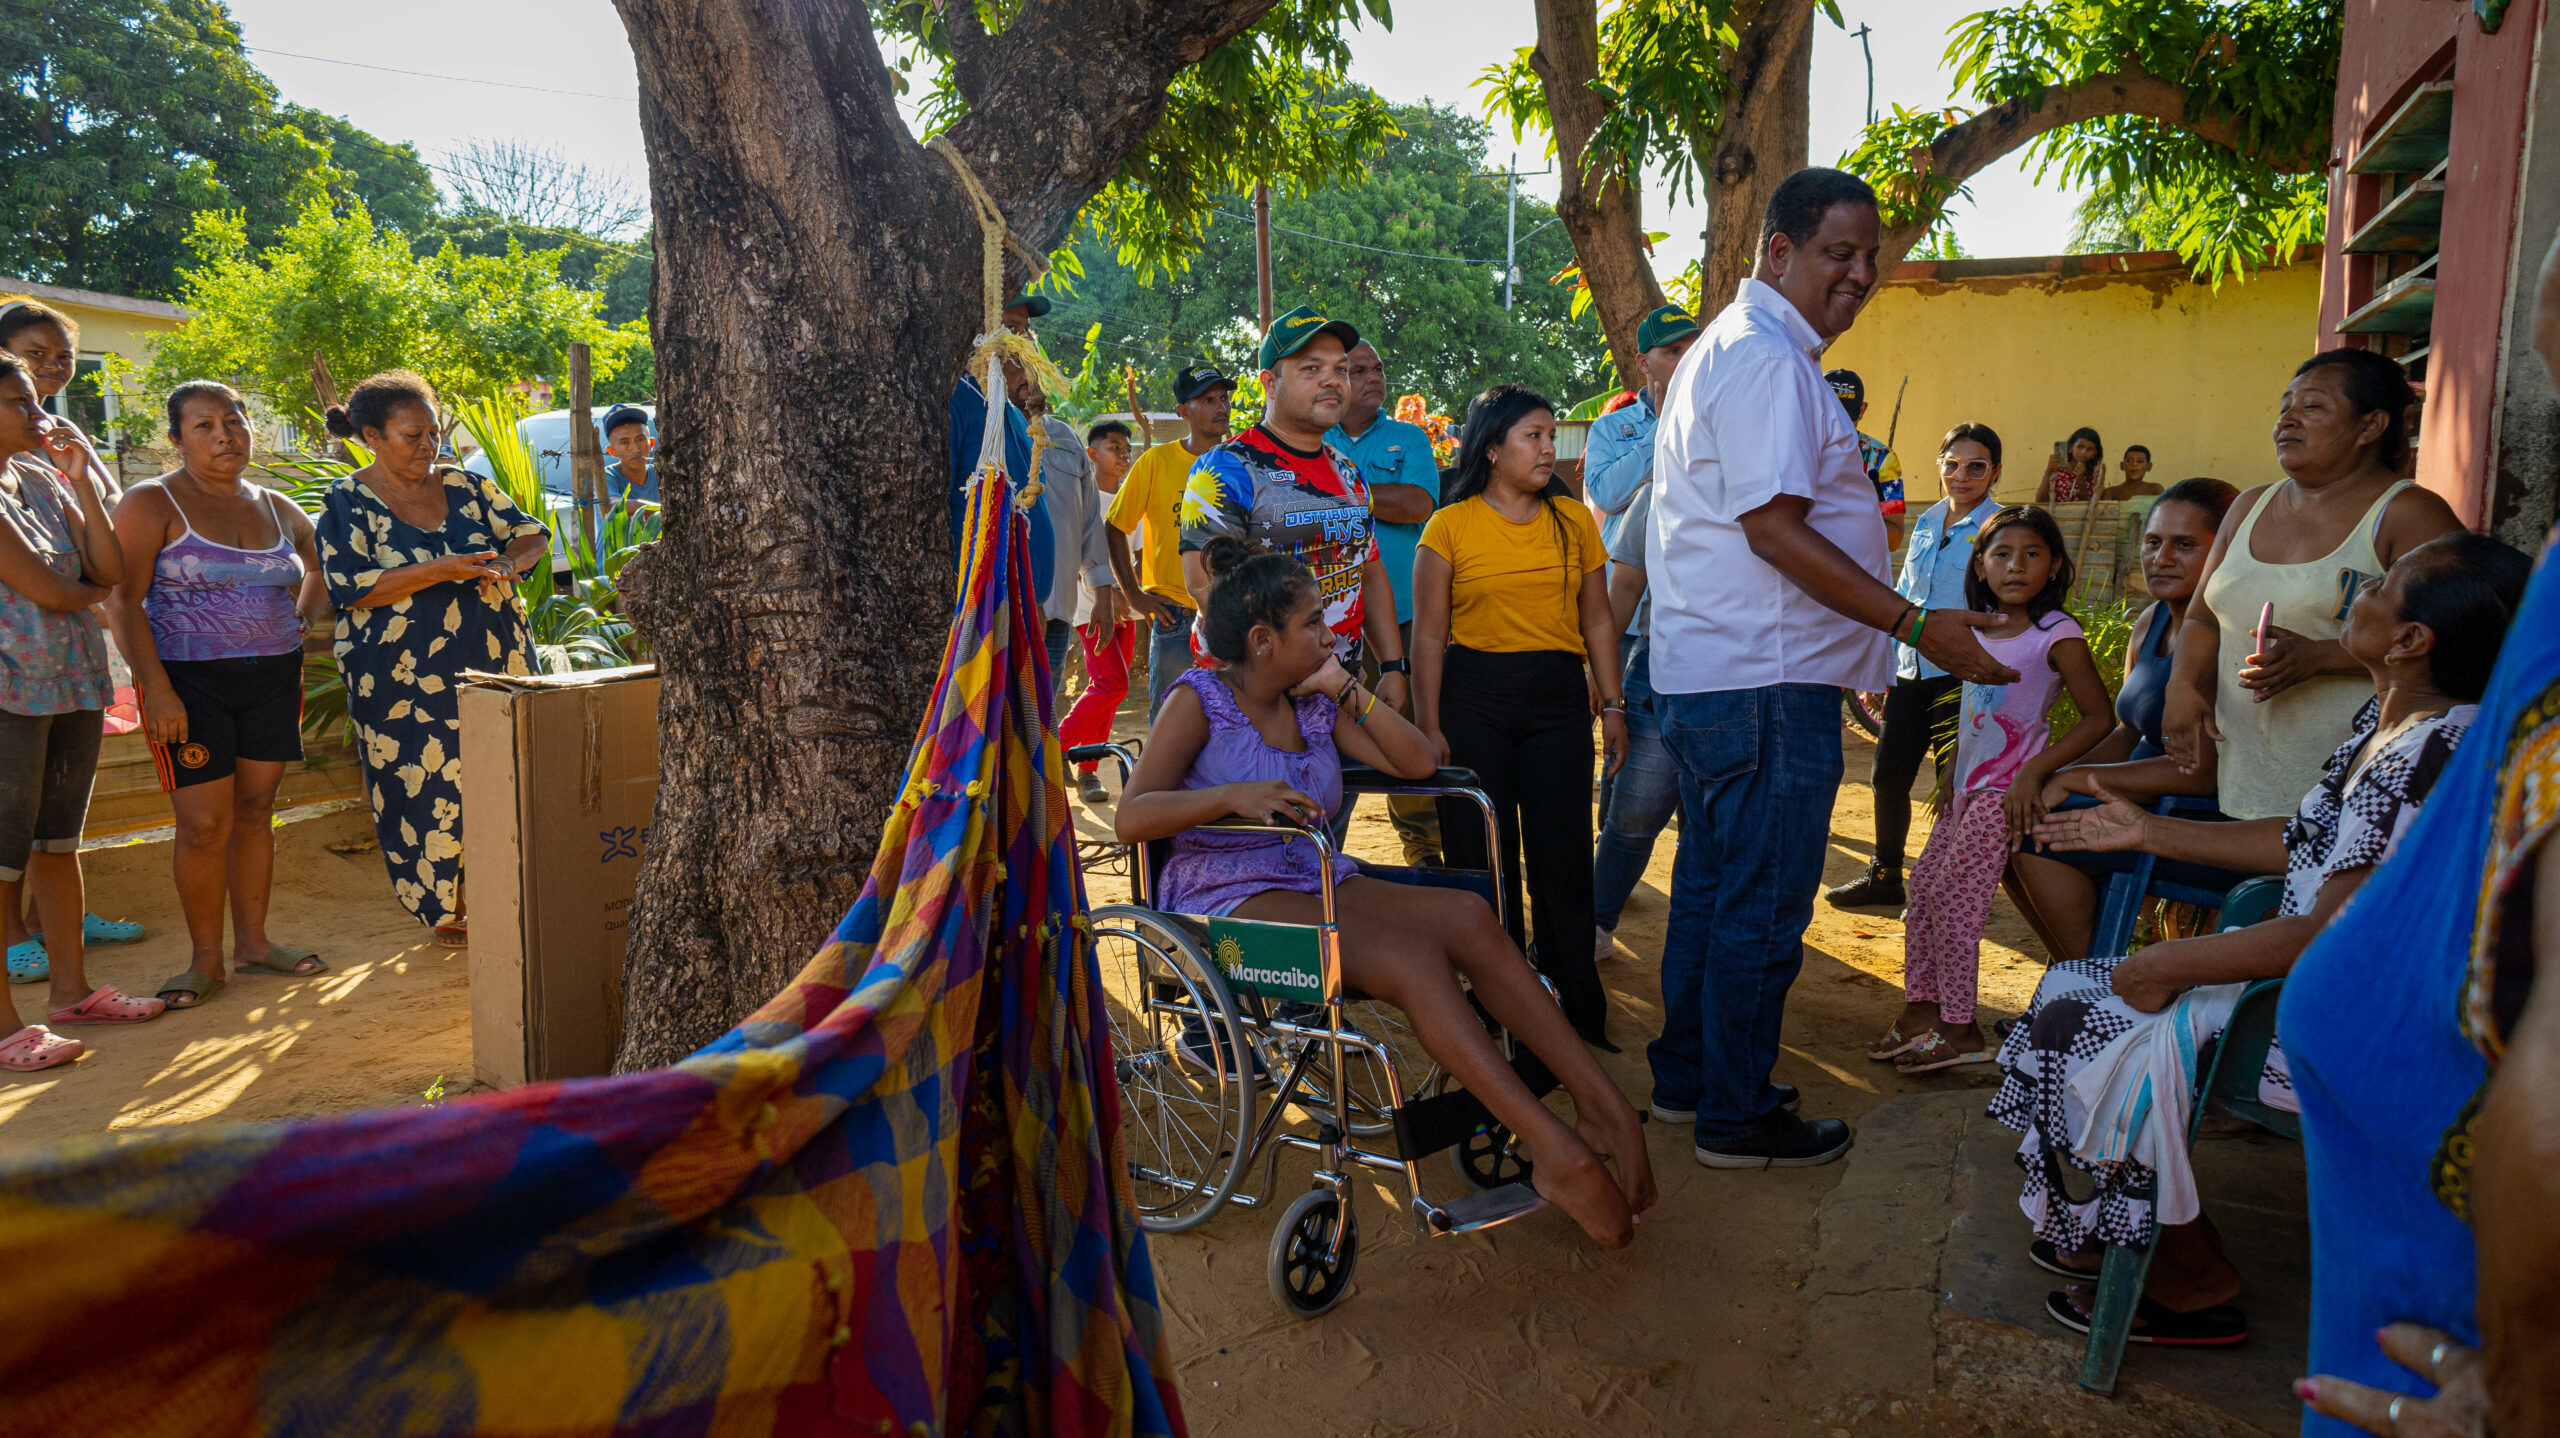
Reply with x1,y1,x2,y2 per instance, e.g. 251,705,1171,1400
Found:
1156,667,1360,917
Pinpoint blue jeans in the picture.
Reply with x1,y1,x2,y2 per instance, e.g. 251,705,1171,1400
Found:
1593,644,1679,930
1146,606,1195,717
1044,618,1074,707
1648,683,1845,1144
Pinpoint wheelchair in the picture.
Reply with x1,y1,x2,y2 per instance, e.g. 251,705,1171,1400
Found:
1068,741,1563,1318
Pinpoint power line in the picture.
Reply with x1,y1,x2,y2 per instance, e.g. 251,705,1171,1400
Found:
243,46,638,103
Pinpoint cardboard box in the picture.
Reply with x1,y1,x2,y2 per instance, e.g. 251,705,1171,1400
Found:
459,664,661,1086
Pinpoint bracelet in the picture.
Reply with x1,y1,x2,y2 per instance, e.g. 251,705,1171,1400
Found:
1353,690,1377,725
1891,602,1917,642
1909,608,1930,648
1599,697,1626,713
1336,677,1361,707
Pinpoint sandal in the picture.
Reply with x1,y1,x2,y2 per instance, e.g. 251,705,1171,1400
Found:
6,938,46,985
2029,1237,2102,1279
82,913,144,945
156,971,225,1010
234,945,326,978
2044,1289,2249,1347
0,1024,82,1072
1895,1030,1993,1073
1866,1024,1922,1062
432,921,468,948
46,985,166,1026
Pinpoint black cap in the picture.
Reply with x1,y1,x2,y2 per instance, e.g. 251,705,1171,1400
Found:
1004,293,1052,318
1172,363,1234,404
1823,369,1865,406
599,404,651,437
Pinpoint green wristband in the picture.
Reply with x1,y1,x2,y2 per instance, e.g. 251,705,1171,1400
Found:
1908,608,1929,647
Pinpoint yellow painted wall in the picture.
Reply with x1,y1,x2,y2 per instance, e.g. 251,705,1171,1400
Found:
0,291,179,369
1821,258,2324,510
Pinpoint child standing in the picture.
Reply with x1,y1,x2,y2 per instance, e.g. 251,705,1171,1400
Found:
1869,503,2113,1072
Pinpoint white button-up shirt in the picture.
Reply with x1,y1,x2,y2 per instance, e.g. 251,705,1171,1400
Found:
1645,279,1894,695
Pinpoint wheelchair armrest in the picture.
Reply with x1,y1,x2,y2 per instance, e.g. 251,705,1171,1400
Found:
1340,763,1483,793
1064,743,1122,767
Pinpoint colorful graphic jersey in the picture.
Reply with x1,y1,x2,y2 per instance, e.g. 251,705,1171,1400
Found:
1857,431,1904,515
1179,425,1377,661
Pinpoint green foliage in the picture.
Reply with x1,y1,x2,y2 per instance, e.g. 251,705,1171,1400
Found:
1033,99,1606,419
279,103,441,237
1845,0,2340,284
0,0,422,297
146,197,639,421
880,0,1398,280
2053,596,2139,739
453,394,653,672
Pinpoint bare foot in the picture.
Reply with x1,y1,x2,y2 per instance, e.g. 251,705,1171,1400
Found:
1577,1107,1657,1215
1527,1134,1636,1248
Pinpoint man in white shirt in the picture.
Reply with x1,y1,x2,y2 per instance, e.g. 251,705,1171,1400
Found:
1644,168,2015,1170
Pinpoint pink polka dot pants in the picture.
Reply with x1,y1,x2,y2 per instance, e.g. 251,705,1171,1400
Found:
1898,789,2013,1025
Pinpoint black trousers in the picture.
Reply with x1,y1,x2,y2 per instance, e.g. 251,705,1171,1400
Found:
1436,646,1606,1039
1868,673,1960,872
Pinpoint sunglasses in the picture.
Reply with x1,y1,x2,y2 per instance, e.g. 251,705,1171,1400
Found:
1938,458,1995,479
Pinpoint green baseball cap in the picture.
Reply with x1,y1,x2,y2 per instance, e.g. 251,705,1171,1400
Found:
1256,304,1361,372
1635,303,1702,352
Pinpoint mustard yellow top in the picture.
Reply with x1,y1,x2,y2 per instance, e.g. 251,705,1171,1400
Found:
1419,494,1605,654
1103,440,1199,608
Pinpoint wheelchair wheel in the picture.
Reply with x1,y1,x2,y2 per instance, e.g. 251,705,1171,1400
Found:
1267,1188,1359,1318
1448,1121,1533,1191
1279,998,1429,1138
1090,905,1257,1233
1846,690,1886,737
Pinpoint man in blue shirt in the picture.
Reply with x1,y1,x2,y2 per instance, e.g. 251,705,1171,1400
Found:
1325,338,1440,864
947,356,1054,610
1582,303,1702,554
598,405,658,508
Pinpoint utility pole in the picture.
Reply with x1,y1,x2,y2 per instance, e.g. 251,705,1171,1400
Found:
1482,152,1553,311
1253,181,1274,331
1854,24,1877,125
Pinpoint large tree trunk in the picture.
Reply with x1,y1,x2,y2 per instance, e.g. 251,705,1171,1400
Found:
606,0,1278,1070
1530,0,1666,391
1699,0,1814,311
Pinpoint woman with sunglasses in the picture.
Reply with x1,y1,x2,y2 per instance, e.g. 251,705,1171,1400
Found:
1828,424,2006,909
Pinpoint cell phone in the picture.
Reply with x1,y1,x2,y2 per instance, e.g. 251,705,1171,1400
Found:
2252,601,2275,658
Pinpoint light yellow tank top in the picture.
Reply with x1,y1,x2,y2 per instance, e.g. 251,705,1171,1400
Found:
2203,479,2409,820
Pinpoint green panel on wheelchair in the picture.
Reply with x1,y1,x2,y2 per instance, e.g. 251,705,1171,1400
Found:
1204,917,1327,1002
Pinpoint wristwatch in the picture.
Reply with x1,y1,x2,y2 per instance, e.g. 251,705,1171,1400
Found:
1377,658,1410,675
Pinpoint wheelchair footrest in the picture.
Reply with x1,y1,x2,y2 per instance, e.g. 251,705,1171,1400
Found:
1390,1050,1564,1159
1424,1182,1547,1236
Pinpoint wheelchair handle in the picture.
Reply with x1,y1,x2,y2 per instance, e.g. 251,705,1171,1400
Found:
1338,762,1483,793
1065,740,1142,784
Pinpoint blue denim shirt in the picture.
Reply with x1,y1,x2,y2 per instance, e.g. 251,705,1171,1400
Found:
947,377,1053,606
1324,415,1439,625
1581,390,1656,556
1894,496,1997,680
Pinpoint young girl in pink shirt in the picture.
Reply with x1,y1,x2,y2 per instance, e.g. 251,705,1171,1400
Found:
1869,502,2114,1072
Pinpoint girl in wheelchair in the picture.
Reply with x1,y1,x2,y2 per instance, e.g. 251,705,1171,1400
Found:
1114,536,1656,1248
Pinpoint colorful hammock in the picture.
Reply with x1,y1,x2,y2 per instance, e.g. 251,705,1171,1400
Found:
0,364,1185,1438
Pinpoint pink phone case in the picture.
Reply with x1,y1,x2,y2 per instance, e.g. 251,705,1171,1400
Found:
2253,601,2275,658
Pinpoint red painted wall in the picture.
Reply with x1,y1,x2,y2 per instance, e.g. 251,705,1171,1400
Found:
2320,0,2545,526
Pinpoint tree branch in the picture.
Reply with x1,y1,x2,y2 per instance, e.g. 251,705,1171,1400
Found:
1529,0,1663,390
1874,66,2325,274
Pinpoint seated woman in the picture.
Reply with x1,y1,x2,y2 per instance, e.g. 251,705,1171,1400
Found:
1114,537,1655,1249
2004,477,2239,962
1997,532,2531,1346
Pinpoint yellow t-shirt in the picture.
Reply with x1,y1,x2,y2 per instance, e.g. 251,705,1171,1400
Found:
1103,439,1199,609
1419,494,1605,654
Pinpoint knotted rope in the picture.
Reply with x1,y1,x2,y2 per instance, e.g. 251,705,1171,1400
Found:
928,135,1070,504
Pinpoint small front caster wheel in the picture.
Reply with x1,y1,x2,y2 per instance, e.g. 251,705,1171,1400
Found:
1267,1188,1359,1318
1449,1121,1533,1191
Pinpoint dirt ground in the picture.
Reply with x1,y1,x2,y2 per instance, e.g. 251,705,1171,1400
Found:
0,681,2064,1434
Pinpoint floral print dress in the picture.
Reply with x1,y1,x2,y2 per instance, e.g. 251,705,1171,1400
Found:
315,468,543,927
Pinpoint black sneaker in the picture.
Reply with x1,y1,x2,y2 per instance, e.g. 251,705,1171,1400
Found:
1694,1111,1853,1169
1649,1085,1799,1124
1175,1016,1268,1086
1825,865,1904,908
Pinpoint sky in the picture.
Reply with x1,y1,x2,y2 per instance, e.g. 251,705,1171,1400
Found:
226,0,2087,272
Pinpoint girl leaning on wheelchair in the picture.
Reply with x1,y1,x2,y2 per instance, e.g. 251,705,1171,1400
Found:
1113,535,1657,1248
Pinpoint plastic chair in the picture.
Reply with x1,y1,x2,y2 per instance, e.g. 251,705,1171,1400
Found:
2077,875,2289,1394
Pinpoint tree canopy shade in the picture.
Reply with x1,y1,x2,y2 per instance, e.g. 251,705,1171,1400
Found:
1841,0,2340,283
0,0,432,298
146,197,639,420
1039,100,1609,414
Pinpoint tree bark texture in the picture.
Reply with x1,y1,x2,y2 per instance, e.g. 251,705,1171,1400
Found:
1699,0,1814,311
1530,0,1666,391
605,0,1278,1070
1871,68,2326,277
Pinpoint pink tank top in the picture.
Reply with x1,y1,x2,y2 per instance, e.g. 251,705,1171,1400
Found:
144,485,305,662
1953,611,2085,794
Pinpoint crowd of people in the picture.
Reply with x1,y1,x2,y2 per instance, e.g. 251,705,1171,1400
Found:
1067,168,2560,1430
